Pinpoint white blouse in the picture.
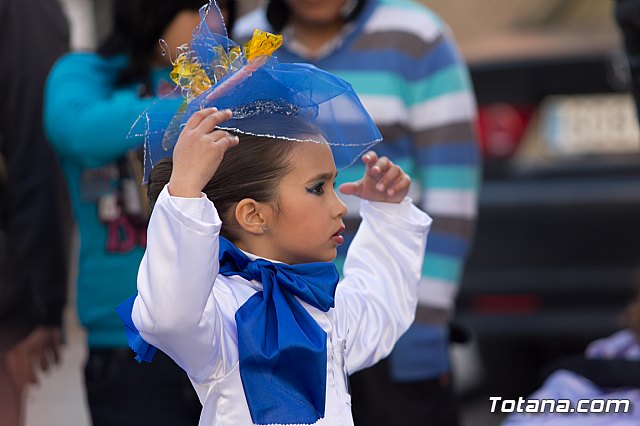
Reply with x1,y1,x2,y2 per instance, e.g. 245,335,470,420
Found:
132,186,431,425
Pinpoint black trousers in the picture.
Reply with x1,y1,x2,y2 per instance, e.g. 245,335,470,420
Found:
84,348,201,426
350,358,460,426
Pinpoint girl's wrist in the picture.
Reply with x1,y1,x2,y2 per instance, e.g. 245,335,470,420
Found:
167,178,203,198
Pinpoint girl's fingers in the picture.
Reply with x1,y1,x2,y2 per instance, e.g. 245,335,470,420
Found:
338,181,361,196
184,107,218,130
208,130,240,149
370,156,391,177
209,129,232,141
376,164,401,191
388,174,411,196
213,134,240,150
376,157,391,171
362,151,379,169
362,151,378,162
196,108,233,133
353,151,411,200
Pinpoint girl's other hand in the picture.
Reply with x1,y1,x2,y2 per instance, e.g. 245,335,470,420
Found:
339,151,411,203
168,108,239,198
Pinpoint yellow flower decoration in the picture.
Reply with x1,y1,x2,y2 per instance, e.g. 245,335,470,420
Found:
212,45,243,82
170,56,212,101
244,29,283,61
169,29,281,103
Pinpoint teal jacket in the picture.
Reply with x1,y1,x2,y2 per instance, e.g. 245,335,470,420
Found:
44,52,180,347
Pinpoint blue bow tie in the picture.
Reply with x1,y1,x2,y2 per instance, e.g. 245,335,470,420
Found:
218,237,338,425
117,237,339,425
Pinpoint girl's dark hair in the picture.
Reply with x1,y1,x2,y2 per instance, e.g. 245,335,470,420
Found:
98,0,237,90
266,0,366,32
147,115,321,241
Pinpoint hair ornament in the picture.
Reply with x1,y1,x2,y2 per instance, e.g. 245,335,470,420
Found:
130,0,382,183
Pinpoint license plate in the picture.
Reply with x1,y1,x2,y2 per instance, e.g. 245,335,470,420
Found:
540,94,640,155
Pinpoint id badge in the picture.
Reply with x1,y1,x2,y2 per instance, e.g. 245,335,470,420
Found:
98,193,121,222
80,164,119,203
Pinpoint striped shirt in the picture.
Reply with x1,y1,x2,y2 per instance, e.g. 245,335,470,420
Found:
235,0,480,380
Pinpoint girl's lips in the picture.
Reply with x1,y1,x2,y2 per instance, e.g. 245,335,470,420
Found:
331,225,345,245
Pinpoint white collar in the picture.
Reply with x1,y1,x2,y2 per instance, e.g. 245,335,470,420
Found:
239,248,282,264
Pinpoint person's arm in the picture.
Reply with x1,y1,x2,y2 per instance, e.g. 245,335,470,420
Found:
132,108,239,382
409,22,480,319
336,153,432,373
336,197,431,373
132,186,229,382
43,52,180,168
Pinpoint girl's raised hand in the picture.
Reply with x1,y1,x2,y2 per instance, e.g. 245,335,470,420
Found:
168,108,239,198
339,151,411,203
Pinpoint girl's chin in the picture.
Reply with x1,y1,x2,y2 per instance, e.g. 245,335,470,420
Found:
300,250,337,264
269,246,337,264
322,250,338,263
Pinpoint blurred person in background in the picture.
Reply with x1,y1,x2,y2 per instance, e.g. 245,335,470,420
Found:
235,1,479,424
42,0,241,424
0,0,70,424
501,293,640,425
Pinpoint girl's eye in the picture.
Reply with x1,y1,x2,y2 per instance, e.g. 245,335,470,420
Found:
306,182,325,195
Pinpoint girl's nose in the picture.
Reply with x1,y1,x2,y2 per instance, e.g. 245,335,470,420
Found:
334,196,347,218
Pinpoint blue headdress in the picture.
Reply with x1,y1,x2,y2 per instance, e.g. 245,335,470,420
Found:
130,0,382,183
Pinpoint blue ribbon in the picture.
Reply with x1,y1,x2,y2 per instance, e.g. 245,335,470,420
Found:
116,237,339,425
115,295,157,363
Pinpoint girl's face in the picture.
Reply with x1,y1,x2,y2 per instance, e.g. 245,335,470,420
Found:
284,0,346,26
265,141,347,264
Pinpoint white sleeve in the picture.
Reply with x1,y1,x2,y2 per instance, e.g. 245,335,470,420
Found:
335,197,431,374
131,185,226,382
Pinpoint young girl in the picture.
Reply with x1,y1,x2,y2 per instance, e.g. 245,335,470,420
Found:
125,107,431,426
119,2,431,424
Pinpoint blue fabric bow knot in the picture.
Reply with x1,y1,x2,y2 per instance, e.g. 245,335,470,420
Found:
117,237,339,425
219,237,338,424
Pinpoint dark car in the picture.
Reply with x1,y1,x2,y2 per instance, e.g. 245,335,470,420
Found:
454,29,640,396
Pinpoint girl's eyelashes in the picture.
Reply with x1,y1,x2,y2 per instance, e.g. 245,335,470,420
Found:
306,181,325,195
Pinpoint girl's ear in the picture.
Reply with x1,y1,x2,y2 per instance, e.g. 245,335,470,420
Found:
234,198,271,235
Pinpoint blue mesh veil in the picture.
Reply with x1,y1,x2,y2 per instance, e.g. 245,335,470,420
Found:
129,0,381,182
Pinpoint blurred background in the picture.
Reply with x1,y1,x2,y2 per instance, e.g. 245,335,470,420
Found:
26,1,636,425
